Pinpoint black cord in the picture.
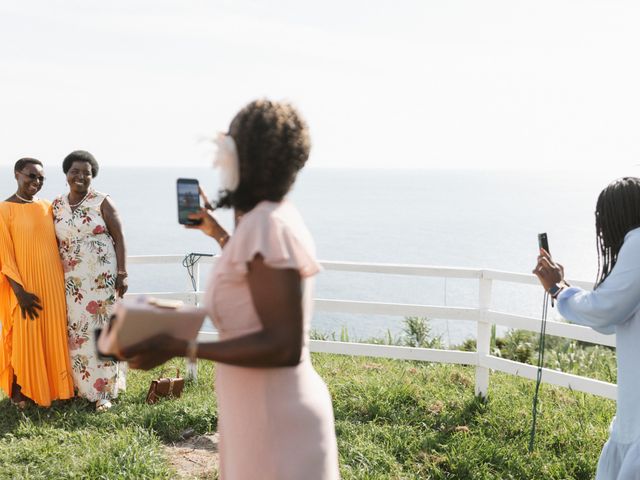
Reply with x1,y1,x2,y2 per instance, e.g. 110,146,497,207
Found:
529,291,550,453
182,253,215,291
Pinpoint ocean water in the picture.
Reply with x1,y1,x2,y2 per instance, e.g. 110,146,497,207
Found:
1,165,624,345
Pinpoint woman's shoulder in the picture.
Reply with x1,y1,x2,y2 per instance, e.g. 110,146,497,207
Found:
246,199,301,220
612,228,640,273
89,189,108,199
86,190,109,205
621,228,640,257
0,201,10,218
0,199,51,219
240,201,305,233
51,196,65,215
0,200,19,219
239,200,316,248
224,200,319,277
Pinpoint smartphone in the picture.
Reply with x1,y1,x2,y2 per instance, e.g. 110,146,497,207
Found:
537,232,550,254
177,178,202,225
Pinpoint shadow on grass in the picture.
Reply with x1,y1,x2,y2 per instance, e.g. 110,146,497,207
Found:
0,396,118,436
0,360,219,443
0,397,27,435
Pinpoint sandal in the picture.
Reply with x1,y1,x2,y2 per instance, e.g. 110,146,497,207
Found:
10,377,28,410
95,399,113,412
10,399,28,410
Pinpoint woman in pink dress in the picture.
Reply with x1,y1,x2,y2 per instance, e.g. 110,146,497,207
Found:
124,99,340,479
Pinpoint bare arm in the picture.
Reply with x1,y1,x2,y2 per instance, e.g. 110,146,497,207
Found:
101,196,128,297
124,254,304,369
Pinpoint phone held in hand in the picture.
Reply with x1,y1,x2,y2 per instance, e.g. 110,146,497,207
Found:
538,232,550,254
177,178,202,225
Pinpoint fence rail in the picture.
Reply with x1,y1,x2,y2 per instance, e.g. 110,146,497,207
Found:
126,254,617,400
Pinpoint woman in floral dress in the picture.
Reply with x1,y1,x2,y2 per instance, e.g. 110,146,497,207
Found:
52,150,128,411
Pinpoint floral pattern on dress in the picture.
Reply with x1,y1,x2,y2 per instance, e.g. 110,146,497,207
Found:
52,189,126,402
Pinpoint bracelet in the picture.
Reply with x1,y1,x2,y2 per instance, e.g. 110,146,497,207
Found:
548,281,568,299
185,339,198,363
117,271,128,277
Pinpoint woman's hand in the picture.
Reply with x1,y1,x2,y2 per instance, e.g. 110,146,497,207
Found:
533,248,565,292
186,208,219,236
115,273,128,298
122,334,187,371
16,289,43,320
186,209,229,246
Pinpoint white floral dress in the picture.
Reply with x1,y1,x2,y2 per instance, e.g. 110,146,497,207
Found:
52,190,126,402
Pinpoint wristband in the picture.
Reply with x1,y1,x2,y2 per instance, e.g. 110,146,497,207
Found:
548,283,565,299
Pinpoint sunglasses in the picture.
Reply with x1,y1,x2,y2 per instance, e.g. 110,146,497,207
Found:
18,171,46,182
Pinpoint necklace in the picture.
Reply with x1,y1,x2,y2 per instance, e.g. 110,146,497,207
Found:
68,192,89,208
15,193,34,203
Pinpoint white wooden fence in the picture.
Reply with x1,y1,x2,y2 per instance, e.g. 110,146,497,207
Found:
126,255,617,400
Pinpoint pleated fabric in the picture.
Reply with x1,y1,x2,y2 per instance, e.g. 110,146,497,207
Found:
0,200,74,406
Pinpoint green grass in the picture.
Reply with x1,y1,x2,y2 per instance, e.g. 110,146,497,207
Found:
0,358,217,479
0,354,614,479
322,356,613,479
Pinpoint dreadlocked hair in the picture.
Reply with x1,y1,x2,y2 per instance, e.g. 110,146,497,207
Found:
216,99,311,212
595,177,640,288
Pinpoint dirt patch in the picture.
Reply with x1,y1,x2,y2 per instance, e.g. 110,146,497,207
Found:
164,433,220,479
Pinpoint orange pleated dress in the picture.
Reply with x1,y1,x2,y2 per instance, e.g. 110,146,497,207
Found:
0,200,74,406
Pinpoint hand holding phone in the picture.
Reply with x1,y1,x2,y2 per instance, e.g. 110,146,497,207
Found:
533,233,565,292
177,178,202,225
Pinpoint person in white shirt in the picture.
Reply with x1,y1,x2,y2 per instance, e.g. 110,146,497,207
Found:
534,176,640,480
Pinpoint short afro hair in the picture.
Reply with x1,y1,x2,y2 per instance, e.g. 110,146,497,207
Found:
62,150,99,178
217,99,311,211
14,158,43,172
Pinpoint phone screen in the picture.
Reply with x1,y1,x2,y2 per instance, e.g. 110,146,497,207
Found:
177,178,202,225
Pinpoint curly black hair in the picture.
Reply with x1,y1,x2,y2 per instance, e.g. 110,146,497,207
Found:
14,157,43,172
216,99,311,212
595,177,640,287
62,150,99,178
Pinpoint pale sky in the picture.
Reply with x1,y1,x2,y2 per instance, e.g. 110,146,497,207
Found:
2,1,640,170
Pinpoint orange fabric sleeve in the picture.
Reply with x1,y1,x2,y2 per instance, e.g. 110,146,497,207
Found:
0,207,24,289
0,207,20,393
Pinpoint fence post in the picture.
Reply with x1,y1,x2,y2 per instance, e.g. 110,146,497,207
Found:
187,262,200,382
475,272,492,399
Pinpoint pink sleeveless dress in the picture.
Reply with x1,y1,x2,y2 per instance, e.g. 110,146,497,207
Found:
204,200,340,480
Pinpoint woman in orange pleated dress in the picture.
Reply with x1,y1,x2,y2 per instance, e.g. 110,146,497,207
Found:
0,158,74,408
